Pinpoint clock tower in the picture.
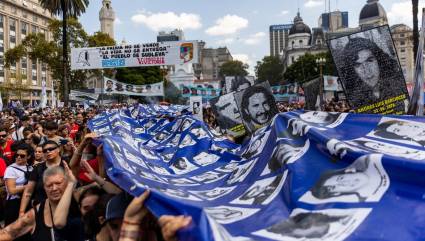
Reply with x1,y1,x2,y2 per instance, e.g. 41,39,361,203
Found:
99,0,115,39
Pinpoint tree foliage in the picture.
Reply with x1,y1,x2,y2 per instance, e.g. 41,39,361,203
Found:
4,18,116,94
283,52,336,84
255,56,285,85
219,60,249,78
115,67,163,85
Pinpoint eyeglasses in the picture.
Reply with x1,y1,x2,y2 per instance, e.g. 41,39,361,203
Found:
16,154,27,159
43,147,58,153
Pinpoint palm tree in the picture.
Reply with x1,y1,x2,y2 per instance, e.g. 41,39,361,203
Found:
39,0,89,107
412,0,419,61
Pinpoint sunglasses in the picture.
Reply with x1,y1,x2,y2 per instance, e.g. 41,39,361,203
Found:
0,134,7,138
43,147,58,153
16,154,27,159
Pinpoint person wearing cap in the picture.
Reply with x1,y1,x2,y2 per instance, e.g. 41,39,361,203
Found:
0,164,84,241
19,140,65,215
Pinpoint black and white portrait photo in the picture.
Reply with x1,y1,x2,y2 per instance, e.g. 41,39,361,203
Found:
178,134,197,147
302,77,321,111
210,92,246,137
191,186,236,200
225,76,254,94
156,187,202,201
193,152,220,166
190,127,208,139
231,173,287,205
168,178,198,186
329,25,409,114
191,171,227,183
139,147,158,160
241,130,271,159
123,147,148,169
235,82,278,133
265,139,310,174
299,111,348,128
226,159,257,185
204,206,260,224
367,117,425,147
253,208,371,241
299,154,389,204
170,157,197,174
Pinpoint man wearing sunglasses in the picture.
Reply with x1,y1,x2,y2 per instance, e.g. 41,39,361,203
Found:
19,140,65,216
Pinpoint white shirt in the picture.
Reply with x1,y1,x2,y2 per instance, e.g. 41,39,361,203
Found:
4,163,33,200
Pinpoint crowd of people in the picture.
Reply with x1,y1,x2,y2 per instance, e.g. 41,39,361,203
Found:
0,106,191,241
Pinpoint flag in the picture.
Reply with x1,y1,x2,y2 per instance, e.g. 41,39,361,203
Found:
40,80,47,108
0,92,3,111
89,106,425,241
52,88,56,109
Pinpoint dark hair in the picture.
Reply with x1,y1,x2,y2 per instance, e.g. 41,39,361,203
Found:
23,126,34,133
81,191,112,238
373,120,410,141
267,213,347,238
310,168,366,201
44,121,58,131
300,112,340,125
230,76,251,92
241,85,278,126
340,37,401,91
42,140,60,148
15,143,34,165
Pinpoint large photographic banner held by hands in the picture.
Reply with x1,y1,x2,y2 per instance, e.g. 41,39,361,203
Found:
89,106,425,241
328,25,409,114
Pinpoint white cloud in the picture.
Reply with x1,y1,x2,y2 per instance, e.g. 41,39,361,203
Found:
114,17,122,25
206,15,248,36
244,32,266,45
304,0,323,8
131,11,202,31
216,38,235,45
387,0,425,27
281,10,289,16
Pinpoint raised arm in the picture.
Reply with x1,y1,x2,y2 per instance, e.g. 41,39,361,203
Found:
81,160,121,194
19,181,36,217
119,191,150,241
0,209,36,241
53,163,77,229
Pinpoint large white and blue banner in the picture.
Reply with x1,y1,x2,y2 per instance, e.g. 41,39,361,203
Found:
89,106,425,241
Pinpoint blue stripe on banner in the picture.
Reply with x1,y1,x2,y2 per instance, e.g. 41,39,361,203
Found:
89,105,425,241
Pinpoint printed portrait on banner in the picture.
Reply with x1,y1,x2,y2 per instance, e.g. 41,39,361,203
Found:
328,25,409,114
225,76,255,94
234,81,279,134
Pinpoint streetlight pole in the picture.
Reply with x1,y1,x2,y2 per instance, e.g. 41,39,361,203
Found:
316,57,326,110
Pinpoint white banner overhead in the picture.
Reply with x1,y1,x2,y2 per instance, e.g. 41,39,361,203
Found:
70,41,199,70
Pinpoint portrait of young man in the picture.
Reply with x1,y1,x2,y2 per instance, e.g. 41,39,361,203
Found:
235,82,279,134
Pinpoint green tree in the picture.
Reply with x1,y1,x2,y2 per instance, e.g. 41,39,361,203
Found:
283,52,335,84
255,56,285,85
39,0,89,107
5,19,115,95
219,60,249,77
412,0,419,61
115,67,163,85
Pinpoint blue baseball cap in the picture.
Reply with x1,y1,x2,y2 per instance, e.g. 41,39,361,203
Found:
105,193,131,222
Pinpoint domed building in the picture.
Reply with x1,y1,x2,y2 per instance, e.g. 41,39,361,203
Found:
359,0,388,29
282,12,327,68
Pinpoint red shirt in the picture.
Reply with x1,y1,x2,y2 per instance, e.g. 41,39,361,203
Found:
69,123,80,140
0,157,6,178
78,158,99,184
0,139,14,165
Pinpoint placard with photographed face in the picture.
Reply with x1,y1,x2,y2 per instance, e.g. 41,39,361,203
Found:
225,76,255,94
210,92,246,137
328,25,409,114
302,77,321,111
234,81,278,134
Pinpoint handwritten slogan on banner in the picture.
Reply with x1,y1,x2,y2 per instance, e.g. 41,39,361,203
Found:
71,41,199,70
328,25,409,114
89,106,425,241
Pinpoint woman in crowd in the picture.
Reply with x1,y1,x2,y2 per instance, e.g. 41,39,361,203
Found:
3,144,33,226
33,145,44,166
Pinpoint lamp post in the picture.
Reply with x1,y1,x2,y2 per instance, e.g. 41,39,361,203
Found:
316,57,326,109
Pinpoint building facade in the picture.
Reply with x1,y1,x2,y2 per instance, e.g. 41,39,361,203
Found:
269,24,292,57
157,29,185,42
318,10,349,32
359,0,388,29
194,44,233,81
0,0,55,105
99,0,115,39
391,24,414,84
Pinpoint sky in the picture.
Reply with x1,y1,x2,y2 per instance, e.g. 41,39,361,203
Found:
79,0,425,74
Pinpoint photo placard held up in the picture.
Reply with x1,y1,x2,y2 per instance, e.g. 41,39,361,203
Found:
302,77,321,111
234,81,279,134
190,96,203,120
210,93,246,137
224,76,255,94
328,25,409,114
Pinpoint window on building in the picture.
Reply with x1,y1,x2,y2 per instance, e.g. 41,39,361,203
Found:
33,15,38,23
400,48,405,53
9,19,16,48
32,60,37,85
400,41,405,46
400,33,405,37
21,22,28,38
